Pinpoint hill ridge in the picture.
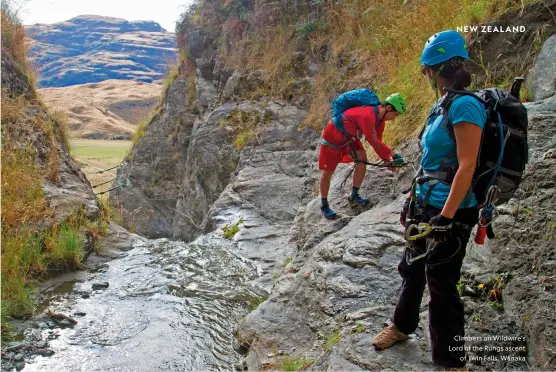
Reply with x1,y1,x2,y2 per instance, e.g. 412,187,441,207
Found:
25,14,177,87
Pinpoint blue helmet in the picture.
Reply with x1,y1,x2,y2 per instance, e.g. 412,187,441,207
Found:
420,30,468,67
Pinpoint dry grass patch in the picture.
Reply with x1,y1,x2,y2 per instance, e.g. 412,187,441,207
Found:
179,0,540,148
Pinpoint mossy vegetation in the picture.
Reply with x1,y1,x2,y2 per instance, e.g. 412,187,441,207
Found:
222,217,244,239
219,108,272,150
323,326,342,351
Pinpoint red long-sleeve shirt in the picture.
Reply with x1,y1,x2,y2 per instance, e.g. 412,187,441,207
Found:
323,106,393,161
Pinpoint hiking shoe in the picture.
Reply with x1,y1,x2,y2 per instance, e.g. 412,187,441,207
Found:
348,194,370,207
320,206,337,219
371,324,409,350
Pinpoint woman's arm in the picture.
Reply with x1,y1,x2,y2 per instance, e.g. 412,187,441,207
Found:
441,122,482,218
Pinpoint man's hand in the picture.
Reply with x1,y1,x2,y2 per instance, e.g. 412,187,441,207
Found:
392,153,405,165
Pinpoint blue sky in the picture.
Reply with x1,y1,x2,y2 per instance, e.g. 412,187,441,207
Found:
19,0,194,32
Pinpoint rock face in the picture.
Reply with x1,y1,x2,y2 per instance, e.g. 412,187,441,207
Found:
528,34,556,101
110,78,193,238
1,52,99,223
26,15,177,88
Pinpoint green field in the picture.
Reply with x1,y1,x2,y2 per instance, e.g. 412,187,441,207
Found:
71,139,131,161
70,139,131,194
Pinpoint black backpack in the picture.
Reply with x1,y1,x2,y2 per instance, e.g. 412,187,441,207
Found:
420,79,529,206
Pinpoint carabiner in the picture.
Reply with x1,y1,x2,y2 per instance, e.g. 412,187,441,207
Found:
405,223,432,241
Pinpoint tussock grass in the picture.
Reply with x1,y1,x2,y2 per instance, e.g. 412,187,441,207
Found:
1,0,33,79
46,223,83,270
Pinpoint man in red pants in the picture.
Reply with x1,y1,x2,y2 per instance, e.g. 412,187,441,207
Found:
319,93,406,218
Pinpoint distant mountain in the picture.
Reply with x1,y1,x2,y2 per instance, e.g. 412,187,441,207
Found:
26,15,177,88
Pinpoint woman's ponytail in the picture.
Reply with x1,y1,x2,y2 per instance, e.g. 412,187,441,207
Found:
431,58,472,90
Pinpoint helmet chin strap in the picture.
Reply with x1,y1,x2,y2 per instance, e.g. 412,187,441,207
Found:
429,65,445,100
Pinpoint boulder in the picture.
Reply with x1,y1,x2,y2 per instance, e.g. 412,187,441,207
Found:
528,34,556,101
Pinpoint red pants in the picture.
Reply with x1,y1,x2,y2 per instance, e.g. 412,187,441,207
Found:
319,123,364,171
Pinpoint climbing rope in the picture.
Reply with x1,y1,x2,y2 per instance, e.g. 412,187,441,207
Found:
88,164,124,174
340,159,413,188
91,178,116,188
94,184,125,195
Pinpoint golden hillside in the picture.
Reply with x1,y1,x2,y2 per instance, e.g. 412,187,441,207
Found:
39,79,162,139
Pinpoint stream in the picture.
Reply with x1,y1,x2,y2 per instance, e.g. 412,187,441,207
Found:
15,229,264,371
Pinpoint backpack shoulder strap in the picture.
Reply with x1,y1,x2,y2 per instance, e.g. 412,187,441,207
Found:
442,89,487,142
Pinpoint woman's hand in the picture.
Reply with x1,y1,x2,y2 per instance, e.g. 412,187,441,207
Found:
441,122,482,218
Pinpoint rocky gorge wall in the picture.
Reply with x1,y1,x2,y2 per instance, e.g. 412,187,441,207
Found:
112,14,556,372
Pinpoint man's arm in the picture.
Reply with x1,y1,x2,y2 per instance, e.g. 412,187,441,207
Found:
359,115,394,161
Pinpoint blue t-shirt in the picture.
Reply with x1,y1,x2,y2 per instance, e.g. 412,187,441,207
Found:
416,95,487,209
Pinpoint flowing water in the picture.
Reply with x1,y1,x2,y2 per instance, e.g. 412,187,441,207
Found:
24,236,263,371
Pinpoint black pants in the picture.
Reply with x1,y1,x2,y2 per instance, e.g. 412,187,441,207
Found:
392,205,477,368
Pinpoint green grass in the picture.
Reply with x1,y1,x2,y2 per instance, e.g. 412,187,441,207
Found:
71,140,131,160
47,223,83,270
354,322,366,334
222,218,244,239
281,355,315,371
323,327,342,350
283,257,293,267
70,139,131,193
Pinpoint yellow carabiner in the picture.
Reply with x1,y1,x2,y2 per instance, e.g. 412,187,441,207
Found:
405,223,432,241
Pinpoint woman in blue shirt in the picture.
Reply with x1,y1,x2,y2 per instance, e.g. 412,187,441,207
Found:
372,30,486,370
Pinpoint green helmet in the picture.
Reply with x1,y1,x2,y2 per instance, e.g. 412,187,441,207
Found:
384,93,407,114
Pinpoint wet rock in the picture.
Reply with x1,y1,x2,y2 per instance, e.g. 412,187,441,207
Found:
58,318,75,327
15,361,25,371
34,340,48,349
92,282,109,290
73,312,86,317
81,292,90,299
13,354,23,361
3,352,15,360
4,343,24,353
37,349,55,357
24,328,42,343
